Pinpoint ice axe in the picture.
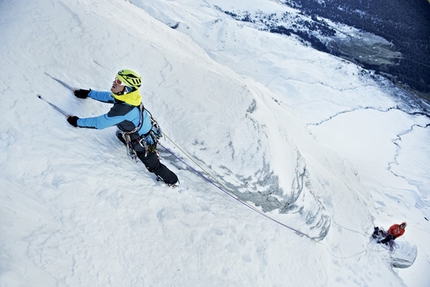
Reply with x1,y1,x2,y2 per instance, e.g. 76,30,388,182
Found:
36,94,71,118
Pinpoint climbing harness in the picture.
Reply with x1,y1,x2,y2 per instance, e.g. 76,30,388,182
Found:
121,103,162,159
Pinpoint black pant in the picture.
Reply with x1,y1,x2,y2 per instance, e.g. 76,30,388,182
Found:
380,234,396,244
136,148,178,185
117,131,178,185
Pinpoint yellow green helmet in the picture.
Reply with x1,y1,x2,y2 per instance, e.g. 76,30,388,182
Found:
116,69,142,88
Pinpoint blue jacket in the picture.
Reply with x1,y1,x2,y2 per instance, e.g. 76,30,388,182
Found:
76,90,152,137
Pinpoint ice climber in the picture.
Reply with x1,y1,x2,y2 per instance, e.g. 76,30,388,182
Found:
67,69,179,187
377,222,407,244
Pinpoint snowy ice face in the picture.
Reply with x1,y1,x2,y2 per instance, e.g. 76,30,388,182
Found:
111,78,125,94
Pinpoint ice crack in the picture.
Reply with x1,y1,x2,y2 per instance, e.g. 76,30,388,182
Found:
308,105,430,126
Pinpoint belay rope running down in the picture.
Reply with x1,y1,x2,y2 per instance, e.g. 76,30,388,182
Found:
159,133,375,260
159,132,315,240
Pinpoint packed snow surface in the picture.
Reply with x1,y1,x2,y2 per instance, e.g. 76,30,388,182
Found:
1,0,429,286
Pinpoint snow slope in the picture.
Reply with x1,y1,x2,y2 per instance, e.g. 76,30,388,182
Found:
0,0,429,286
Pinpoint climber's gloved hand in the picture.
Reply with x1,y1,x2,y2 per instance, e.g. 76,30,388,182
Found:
74,89,91,99
67,116,79,127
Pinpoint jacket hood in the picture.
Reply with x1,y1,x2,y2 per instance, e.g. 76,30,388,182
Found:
112,89,142,106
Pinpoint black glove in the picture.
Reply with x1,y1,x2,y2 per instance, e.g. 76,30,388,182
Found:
74,89,91,99
67,116,79,127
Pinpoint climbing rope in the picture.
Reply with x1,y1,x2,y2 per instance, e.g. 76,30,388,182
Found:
158,133,381,260
159,133,314,240
162,132,386,260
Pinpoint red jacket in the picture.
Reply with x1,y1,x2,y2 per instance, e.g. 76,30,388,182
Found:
387,224,405,238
